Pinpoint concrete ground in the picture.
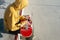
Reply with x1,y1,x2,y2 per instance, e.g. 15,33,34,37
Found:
0,0,60,40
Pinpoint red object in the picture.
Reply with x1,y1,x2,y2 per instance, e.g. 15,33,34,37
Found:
20,26,32,38
14,35,18,40
20,10,32,38
20,15,32,38
20,10,22,15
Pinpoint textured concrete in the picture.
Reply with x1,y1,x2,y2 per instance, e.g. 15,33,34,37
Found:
25,0,60,40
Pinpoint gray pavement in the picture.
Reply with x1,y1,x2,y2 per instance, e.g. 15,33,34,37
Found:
25,0,60,40
0,0,60,40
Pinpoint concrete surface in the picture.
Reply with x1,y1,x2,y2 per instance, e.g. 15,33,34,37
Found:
0,0,60,40
25,0,60,40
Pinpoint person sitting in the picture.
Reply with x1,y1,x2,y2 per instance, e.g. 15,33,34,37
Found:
4,0,28,35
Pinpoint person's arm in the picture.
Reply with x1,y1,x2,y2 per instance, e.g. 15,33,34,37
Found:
10,7,26,28
15,16,27,27
9,7,22,31
10,7,21,26
10,7,28,30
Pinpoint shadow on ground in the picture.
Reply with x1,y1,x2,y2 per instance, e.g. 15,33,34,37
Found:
0,18,17,38
0,19,5,33
0,18,7,38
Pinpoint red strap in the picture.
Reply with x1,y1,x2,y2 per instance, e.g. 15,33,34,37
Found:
14,35,18,40
20,10,22,15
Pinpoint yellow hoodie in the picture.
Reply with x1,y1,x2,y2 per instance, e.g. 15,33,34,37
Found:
4,0,28,31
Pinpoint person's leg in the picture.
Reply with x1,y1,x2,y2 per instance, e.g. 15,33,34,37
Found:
9,29,20,40
9,29,20,35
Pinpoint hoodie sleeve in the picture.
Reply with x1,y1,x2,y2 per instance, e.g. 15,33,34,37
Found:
9,7,22,31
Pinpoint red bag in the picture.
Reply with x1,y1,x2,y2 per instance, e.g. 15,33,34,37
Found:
20,26,32,38
20,15,32,38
